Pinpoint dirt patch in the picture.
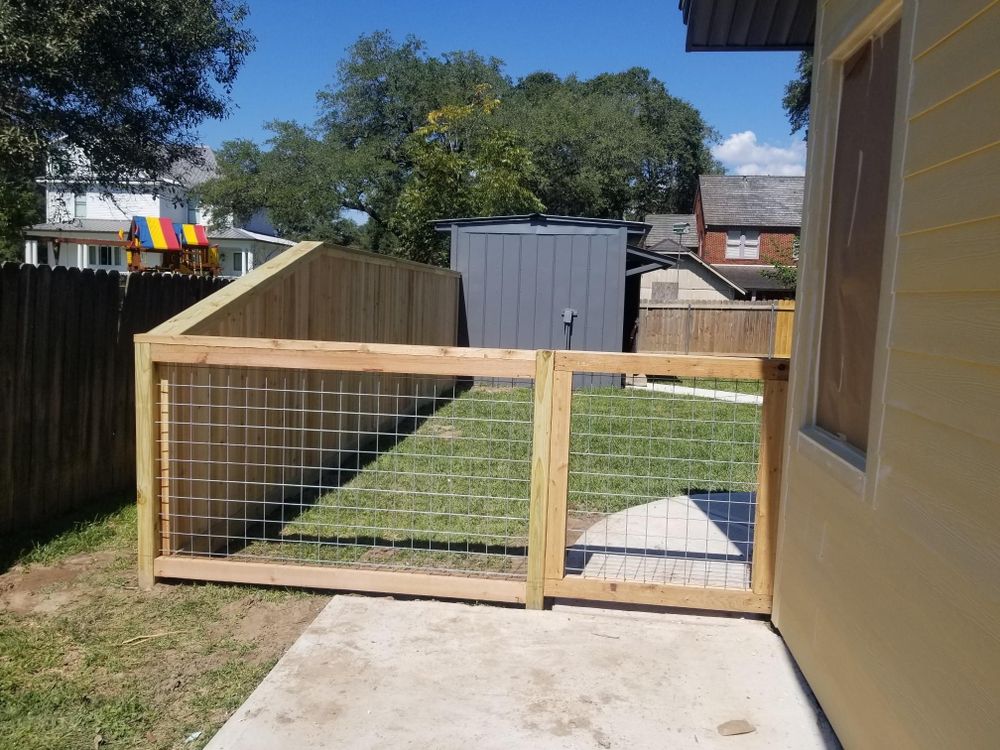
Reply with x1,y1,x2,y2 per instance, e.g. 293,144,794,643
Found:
215,597,327,657
0,550,118,615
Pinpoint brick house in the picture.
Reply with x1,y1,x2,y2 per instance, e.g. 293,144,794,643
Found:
694,174,804,299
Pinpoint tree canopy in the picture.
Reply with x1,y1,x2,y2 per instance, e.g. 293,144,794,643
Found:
0,0,254,259
199,31,721,262
782,52,812,139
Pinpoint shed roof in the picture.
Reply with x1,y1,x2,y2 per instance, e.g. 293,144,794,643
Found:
678,0,815,51
698,175,804,228
643,214,698,249
433,213,651,243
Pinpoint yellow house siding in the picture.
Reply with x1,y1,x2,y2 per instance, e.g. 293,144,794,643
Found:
774,0,1000,747
894,217,1000,292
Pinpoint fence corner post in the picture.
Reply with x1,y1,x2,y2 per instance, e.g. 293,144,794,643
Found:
135,340,160,589
750,377,789,599
526,349,555,609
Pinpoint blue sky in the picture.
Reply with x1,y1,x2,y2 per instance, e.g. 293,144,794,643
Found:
198,0,807,175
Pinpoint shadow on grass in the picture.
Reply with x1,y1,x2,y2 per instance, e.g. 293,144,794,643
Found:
0,492,136,573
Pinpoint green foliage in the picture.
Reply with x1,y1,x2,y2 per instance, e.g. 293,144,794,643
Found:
391,90,544,265
0,0,254,247
0,177,43,262
503,68,721,219
783,52,813,138
200,32,720,260
761,234,799,290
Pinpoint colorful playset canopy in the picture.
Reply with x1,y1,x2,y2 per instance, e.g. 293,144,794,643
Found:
128,216,210,250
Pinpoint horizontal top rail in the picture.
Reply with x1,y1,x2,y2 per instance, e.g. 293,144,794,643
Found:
554,350,789,380
139,334,789,381
139,334,538,378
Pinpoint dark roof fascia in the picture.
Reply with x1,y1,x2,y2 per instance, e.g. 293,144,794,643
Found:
433,213,650,239
678,0,815,52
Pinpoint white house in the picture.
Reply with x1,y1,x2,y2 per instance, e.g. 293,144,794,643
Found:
23,146,294,277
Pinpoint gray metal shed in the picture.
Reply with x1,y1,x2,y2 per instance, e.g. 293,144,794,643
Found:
435,214,670,357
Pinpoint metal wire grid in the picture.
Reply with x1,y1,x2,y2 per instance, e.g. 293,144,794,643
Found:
564,374,762,590
158,367,535,579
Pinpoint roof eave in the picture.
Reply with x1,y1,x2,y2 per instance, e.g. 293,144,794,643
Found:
679,0,815,52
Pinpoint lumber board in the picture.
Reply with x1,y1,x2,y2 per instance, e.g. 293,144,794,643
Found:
554,350,789,381
154,557,527,604
142,336,537,378
544,576,772,614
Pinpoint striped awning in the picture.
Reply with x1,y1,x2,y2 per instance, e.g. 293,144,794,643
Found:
176,223,210,247
129,216,181,251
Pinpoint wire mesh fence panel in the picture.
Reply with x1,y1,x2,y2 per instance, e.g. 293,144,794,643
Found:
564,373,762,590
159,366,535,579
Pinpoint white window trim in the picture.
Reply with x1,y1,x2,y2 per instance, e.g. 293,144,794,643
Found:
725,229,760,260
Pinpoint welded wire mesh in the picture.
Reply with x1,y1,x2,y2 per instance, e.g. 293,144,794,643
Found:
564,374,762,590
158,367,534,579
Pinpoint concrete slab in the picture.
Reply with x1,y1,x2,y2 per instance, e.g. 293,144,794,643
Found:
207,596,838,750
567,492,754,589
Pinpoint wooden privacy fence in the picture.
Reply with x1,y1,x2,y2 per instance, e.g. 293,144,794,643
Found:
638,300,795,358
137,337,789,614
0,263,228,534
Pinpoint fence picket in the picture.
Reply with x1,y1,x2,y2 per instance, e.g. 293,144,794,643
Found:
0,263,229,535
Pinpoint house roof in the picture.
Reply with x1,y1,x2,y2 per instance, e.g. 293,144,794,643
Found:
698,175,804,228
643,214,698,249
163,145,218,188
710,264,794,293
644,241,747,295
27,218,294,246
210,227,295,246
433,213,651,243
678,0,815,51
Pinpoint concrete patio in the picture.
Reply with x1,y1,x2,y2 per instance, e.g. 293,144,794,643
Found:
206,596,838,749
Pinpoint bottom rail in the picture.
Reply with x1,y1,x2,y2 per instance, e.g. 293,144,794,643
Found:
544,577,772,614
154,557,527,605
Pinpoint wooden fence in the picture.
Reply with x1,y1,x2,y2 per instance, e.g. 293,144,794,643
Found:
638,300,795,358
0,263,229,534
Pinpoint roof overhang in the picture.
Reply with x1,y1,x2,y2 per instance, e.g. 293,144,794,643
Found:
433,213,651,245
679,0,815,51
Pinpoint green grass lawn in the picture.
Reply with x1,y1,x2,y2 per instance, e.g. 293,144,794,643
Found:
235,384,761,575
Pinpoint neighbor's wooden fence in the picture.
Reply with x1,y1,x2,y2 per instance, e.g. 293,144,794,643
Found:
136,338,788,615
0,264,229,534
638,300,795,358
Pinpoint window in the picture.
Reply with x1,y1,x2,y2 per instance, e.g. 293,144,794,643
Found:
38,243,48,265
89,245,123,267
73,194,87,219
814,21,901,454
187,199,199,224
231,250,253,275
725,229,759,259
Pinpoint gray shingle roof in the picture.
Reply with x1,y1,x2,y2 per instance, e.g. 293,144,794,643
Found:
711,264,794,292
29,218,129,233
643,214,698,249
698,175,804,228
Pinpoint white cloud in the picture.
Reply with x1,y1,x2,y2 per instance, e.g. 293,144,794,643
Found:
711,131,806,176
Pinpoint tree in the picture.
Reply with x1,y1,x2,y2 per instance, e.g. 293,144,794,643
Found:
201,33,721,258
201,31,509,252
783,52,813,138
0,0,254,253
761,235,800,290
501,68,720,220
391,89,543,265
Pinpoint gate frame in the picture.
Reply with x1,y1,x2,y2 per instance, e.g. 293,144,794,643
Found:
137,336,788,614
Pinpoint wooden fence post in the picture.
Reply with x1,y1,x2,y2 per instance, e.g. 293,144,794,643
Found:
526,350,554,609
135,341,160,588
773,300,795,358
543,367,574,584
750,378,789,597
